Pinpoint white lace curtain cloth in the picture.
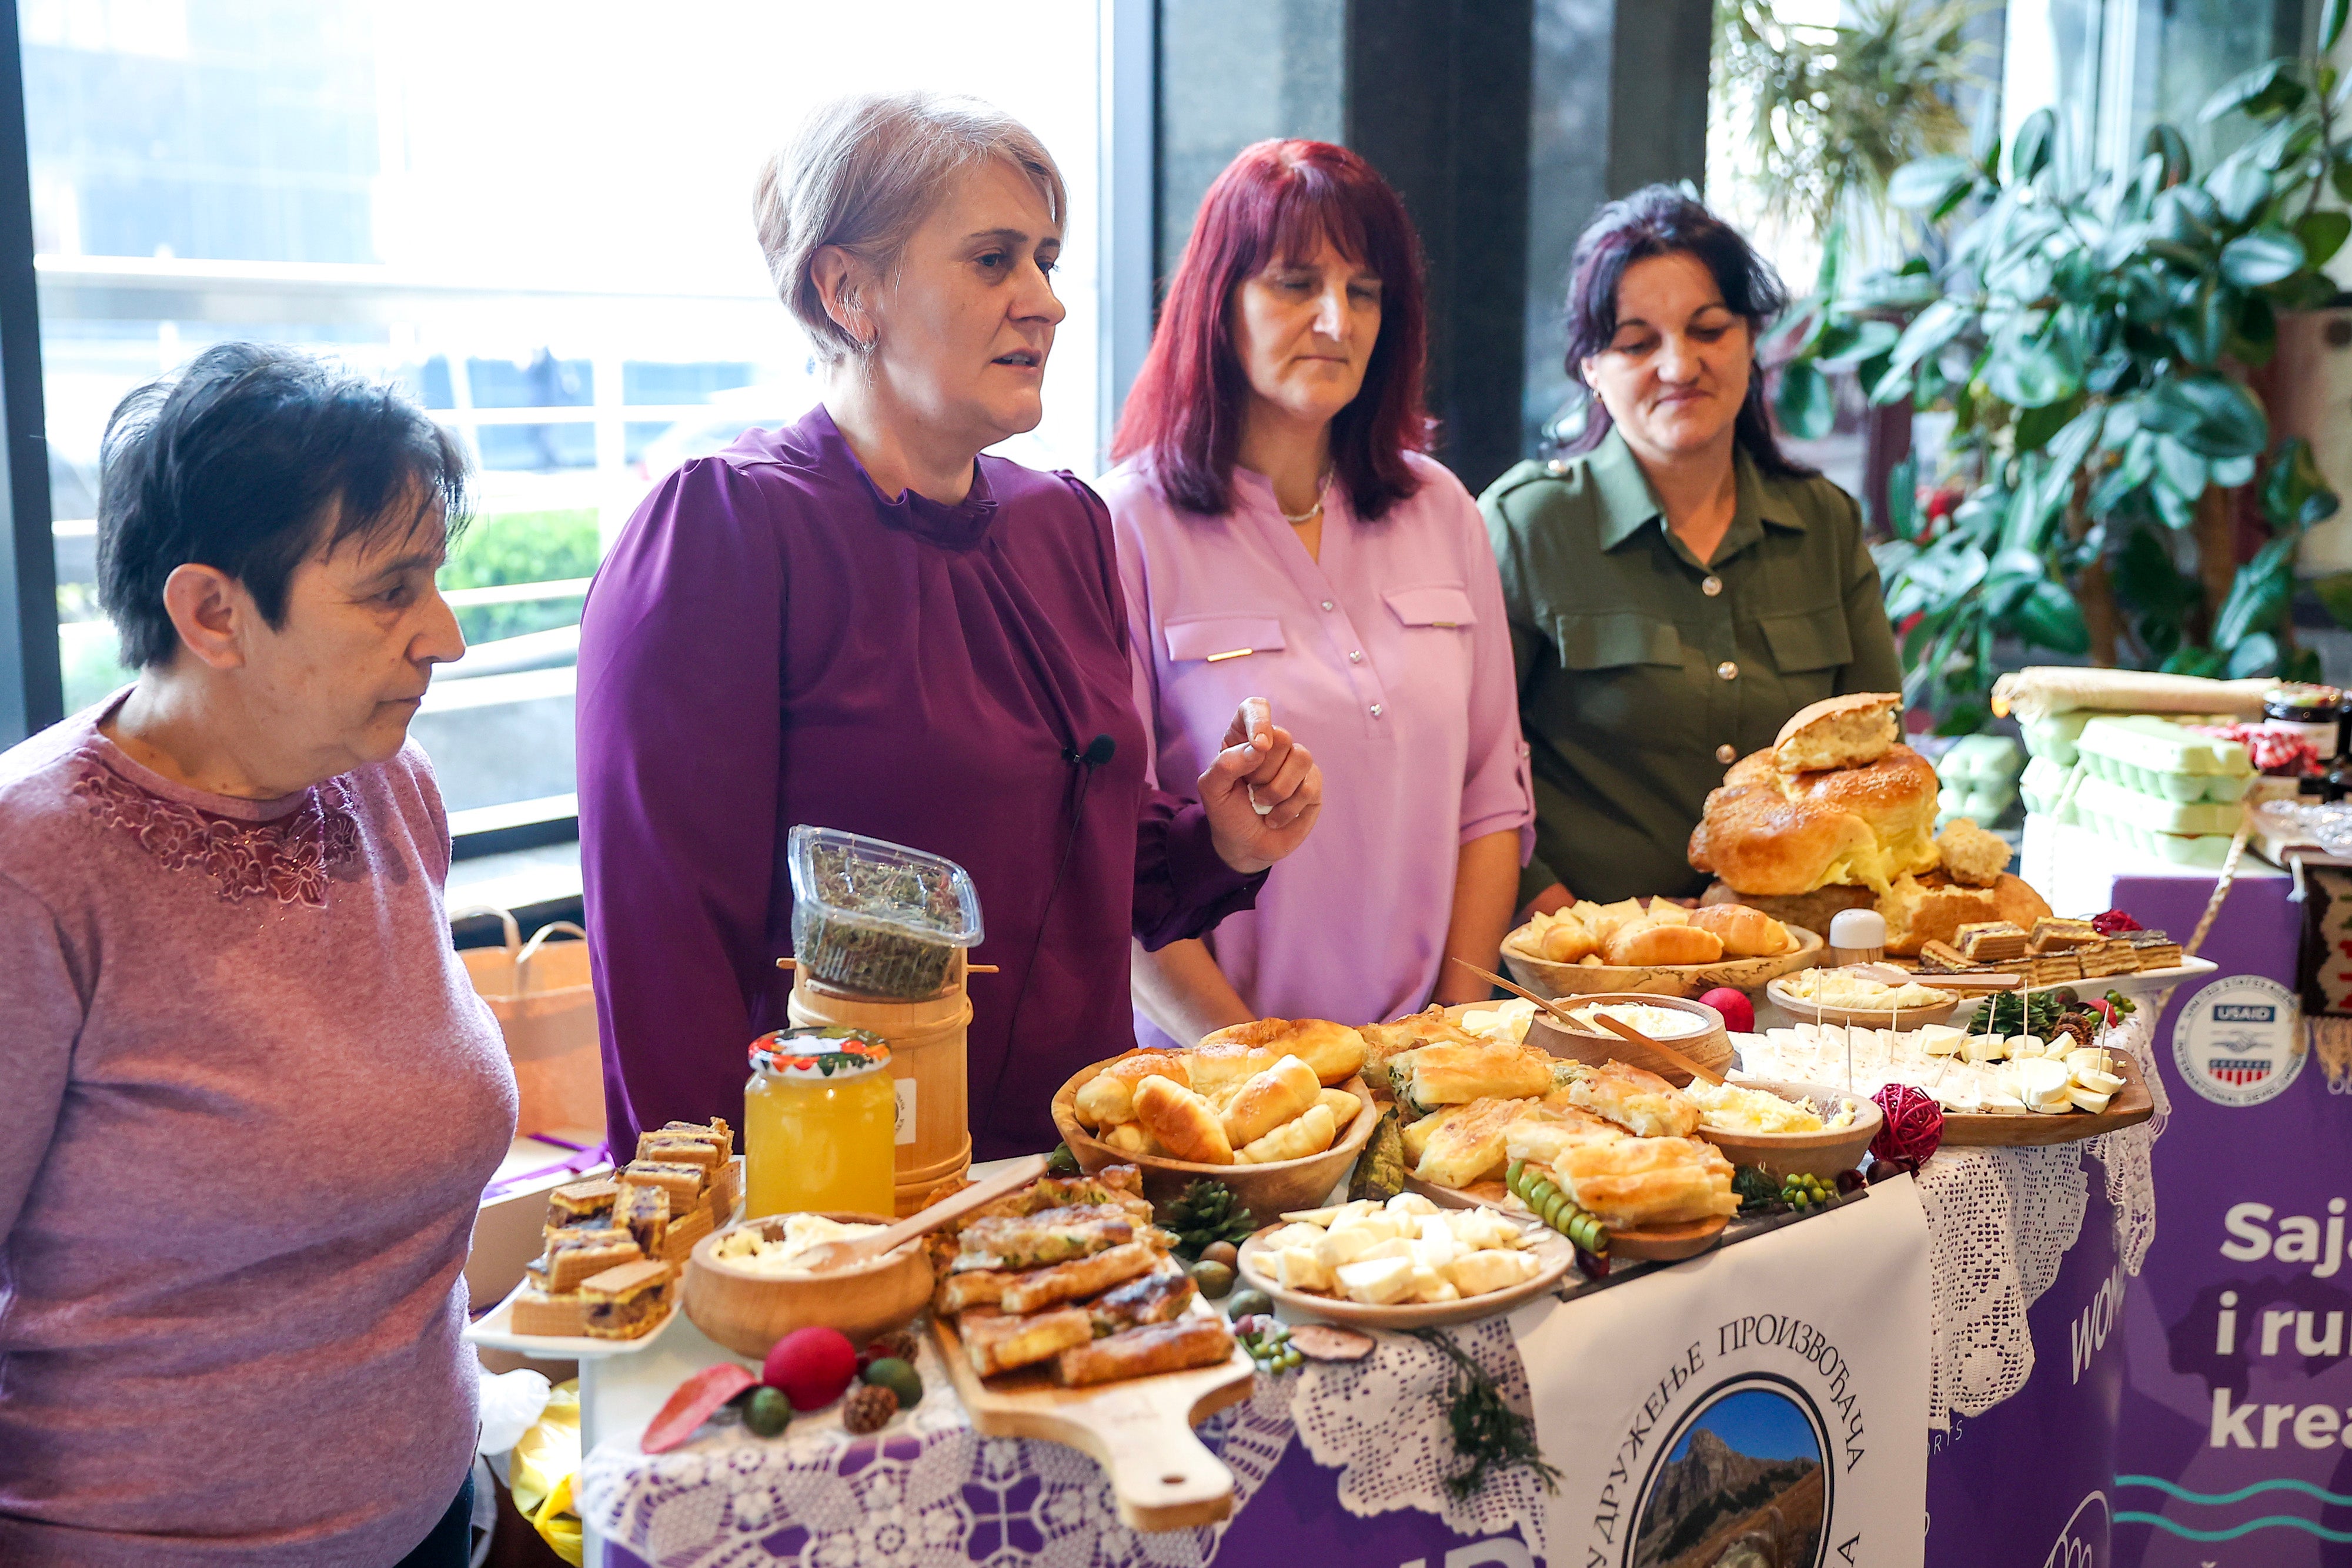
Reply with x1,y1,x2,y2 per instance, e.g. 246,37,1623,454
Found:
578,1012,2166,1560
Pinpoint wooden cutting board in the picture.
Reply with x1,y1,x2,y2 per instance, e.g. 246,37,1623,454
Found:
928,1300,1255,1531
1937,1046,2156,1146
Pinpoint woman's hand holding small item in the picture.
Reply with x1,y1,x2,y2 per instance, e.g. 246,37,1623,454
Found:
1200,696,1322,872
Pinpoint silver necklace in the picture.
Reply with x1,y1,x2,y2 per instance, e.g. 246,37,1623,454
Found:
1280,469,1332,526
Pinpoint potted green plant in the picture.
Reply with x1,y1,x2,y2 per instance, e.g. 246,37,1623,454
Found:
1776,1,2350,726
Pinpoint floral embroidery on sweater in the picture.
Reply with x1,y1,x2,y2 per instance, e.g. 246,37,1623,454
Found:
69,756,360,907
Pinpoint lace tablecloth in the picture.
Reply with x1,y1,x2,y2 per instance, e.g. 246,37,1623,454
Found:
579,1029,2163,1564
1912,1004,2167,1429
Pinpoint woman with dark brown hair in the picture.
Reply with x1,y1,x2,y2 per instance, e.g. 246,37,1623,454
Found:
1104,139,1531,1048
1484,184,1902,909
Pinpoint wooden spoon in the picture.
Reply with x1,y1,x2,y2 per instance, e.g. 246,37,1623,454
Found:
1446,957,1725,1085
790,1152,1047,1272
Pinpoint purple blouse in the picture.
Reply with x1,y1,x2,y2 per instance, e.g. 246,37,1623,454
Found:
577,405,1261,1163
1102,454,1532,1048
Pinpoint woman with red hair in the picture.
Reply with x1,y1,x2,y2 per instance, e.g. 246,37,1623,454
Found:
1103,140,1531,1049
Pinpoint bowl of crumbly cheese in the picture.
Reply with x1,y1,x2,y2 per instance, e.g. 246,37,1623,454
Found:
1766,968,1959,1030
684,1211,931,1358
1686,1078,1882,1182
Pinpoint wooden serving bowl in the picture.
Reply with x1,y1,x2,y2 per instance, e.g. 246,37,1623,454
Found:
1051,1059,1378,1213
682,1210,933,1360
1691,1080,1882,1182
1501,924,1823,1000
1523,992,1734,1085
1763,975,1960,1031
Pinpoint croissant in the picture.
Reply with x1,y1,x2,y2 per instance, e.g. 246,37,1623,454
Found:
1237,1102,1337,1164
1195,1018,1368,1087
1101,1121,1165,1158
1220,1055,1320,1148
1131,1075,1233,1165
1316,1086,1361,1134
1074,1051,1190,1128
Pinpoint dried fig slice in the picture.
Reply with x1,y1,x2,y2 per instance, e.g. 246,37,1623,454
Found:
1288,1324,1375,1362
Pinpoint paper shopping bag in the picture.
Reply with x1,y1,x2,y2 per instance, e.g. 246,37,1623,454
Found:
456,906,606,1136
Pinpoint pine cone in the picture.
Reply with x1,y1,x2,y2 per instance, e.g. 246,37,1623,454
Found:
866,1329,920,1366
841,1382,899,1436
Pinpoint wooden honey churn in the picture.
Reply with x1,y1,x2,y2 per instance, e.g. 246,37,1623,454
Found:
785,953,973,1215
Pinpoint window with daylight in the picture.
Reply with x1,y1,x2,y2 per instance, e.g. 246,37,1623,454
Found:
25,0,1107,836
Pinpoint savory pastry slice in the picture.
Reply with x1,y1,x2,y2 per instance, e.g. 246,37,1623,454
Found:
577,1259,677,1340
1131,1076,1234,1164
997,1240,1163,1314
964,1172,1157,1228
956,1205,1135,1271
1390,1042,1554,1116
1054,1314,1235,1388
936,1266,1017,1316
1567,1059,1702,1138
1546,1136,1739,1229
958,1305,1094,1378
1502,1105,1626,1168
1084,1265,1199,1335
1411,1095,1528,1189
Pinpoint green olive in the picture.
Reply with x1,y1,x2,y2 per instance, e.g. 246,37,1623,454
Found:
1225,1288,1274,1322
1191,1259,1237,1299
744,1386,791,1437
1199,1240,1240,1271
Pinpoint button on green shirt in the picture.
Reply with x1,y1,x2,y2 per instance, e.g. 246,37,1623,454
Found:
1480,429,1904,906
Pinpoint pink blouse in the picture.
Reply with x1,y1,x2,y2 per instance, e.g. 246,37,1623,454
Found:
1102,453,1532,1048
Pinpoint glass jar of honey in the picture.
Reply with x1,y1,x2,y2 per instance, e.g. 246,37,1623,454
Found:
743,1028,896,1218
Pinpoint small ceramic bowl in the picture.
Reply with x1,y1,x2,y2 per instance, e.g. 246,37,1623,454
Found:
682,1210,933,1360
1691,1079,1882,1182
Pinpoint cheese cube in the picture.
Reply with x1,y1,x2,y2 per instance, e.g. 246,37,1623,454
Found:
1411,1233,1460,1272
1352,1237,1415,1265
1963,1034,2006,1062
2007,1035,2042,1060
2069,1085,2113,1114
1315,1225,1383,1271
1417,1278,1462,1304
1387,1192,1441,1218
2064,1048,2113,1077
1265,1223,1327,1253
1336,1256,1417,1305
1405,1263,1449,1302
1918,1025,1965,1057
1275,1246,1334,1293
1450,1210,1521,1249
1448,1249,1536,1296
2073,1067,2124,1096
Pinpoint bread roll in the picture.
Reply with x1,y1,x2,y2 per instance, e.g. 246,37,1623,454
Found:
1699,881,1875,937
1219,1054,1320,1148
1993,871,2052,932
1237,1101,1338,1164
1775,692,1899,773
1131,1075,1233,1164
1688,902,1791,958
1602,921,1724,968
1317,1086,1362,1133
1180,1040,1279,1095
1195,1018,1367,1087
1101,1121,1165,1158
1073,1051,1190,1127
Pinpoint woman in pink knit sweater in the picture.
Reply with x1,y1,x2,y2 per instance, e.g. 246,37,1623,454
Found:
0,343,516,1566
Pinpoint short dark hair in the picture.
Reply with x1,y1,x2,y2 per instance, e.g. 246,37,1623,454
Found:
1561,184,1813,479
96,342,471,669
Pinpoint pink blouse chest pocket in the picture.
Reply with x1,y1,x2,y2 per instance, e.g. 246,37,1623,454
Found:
1381,583,1479,705
1382,584,1478,630
1163,614,1288,663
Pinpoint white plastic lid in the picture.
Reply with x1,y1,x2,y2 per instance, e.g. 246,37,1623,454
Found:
1829,909,1889,948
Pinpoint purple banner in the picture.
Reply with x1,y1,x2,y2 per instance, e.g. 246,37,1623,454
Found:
2105,870,2352,1567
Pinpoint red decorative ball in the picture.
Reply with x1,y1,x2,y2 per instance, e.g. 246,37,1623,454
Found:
1699,987,1755,1034
1870,1084,1944,1165
763,1326,858,1410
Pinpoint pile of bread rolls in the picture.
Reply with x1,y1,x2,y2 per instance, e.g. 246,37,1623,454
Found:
1686,693,2050,955
1071,1019,1368,1166
1509,896,1794,970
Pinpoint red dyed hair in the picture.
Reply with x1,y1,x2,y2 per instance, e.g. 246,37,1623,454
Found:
1112,139,1432,521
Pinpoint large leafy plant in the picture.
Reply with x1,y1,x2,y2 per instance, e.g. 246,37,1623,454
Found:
1775,6,2350,724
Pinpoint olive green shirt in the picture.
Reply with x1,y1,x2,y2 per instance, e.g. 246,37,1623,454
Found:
1480,429,1904,906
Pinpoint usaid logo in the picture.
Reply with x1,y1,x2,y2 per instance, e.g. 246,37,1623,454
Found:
2174,975,2303,1107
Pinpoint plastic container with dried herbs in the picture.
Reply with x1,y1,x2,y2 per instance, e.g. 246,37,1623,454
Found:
786,827,983,1000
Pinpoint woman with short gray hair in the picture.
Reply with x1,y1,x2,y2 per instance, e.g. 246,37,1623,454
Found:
577,92,1325,1161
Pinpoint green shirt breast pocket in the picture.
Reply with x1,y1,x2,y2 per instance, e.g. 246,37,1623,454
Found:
1546,610,1693,740
1756,604,1852,709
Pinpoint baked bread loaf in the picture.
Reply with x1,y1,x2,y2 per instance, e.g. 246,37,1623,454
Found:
1688,902,1792,958
1776,692,1900,773
1603,921,1725,968
1219,1055,1320,1148
1785,745,1940,881
1687,751,1879,895
1194,1018,1368,1087
1131,1075,1233,1164
1936,817,2012,887
1879,871,2051,955
1699,881,1876,935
